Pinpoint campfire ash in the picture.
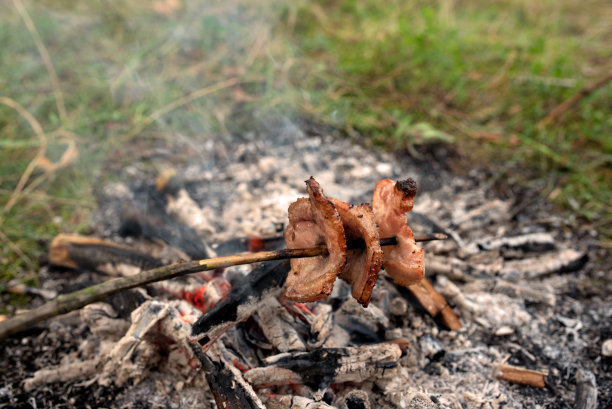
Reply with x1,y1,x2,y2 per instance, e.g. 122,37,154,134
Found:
1,121,610,408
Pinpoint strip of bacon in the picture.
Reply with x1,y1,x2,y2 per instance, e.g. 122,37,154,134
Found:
372,178,425,286
330,199,383,307
283,177,347,302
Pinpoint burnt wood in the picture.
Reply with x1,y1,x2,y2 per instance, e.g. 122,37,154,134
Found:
190,259,291,348
188,342,264,409
244,343,402,390
50,234,163,271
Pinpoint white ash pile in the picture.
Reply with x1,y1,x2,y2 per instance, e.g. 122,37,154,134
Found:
5,119,610,408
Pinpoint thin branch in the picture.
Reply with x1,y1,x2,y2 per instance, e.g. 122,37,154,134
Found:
0,246,324,340
0,234,446,340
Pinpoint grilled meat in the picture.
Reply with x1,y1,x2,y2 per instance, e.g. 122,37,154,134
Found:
331,199,383,307
372,178,425,286
283,177,347,302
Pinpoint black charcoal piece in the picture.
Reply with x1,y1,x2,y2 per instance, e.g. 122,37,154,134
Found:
190,259,291,348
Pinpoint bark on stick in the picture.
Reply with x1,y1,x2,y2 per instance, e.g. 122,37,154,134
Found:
0,234,444,340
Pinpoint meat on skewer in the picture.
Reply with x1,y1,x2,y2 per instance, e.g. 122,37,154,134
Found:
372,178,425,286
283,177,347,302
330,199,383,307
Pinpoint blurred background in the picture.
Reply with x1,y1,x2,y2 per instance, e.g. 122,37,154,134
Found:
1,0,610,308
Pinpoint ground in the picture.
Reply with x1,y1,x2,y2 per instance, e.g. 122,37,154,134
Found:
1,127,611,408
0,0,611,407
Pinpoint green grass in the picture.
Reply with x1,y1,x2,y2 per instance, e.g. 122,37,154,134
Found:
286,1,611,225
292,0,611,234
0,0,610,307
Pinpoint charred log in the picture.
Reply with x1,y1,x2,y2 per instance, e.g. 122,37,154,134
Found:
50,234,163,271
188,341,265,409
244,342,402,390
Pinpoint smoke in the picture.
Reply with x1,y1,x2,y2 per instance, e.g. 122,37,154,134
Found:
7,0,307,144
0,0,318,282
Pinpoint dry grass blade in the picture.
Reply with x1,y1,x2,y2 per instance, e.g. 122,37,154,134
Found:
0,230,34,269
0,98,78,229
538,70,612,127
16,140,79,207
124,77,243,141
0,96,48,225
0,189,94,208
11,0,67,123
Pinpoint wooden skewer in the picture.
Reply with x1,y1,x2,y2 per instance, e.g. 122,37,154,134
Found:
278,233,446,258
0,233,446,340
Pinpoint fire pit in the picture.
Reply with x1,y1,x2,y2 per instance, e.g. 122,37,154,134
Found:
1,120,610,408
